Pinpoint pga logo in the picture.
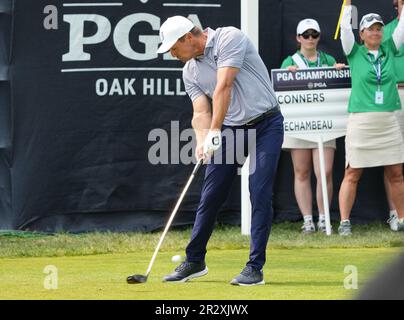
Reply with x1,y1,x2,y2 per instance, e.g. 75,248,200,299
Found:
61,13,202,62
307,82,327,89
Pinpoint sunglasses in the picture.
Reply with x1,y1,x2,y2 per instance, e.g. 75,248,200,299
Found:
300,31,320,39
360,14,383,26
363,14,383,21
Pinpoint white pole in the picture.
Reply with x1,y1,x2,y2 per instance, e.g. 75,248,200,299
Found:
241,0,259,49
241,157,252,235
240,0,259,236
317,136,332,235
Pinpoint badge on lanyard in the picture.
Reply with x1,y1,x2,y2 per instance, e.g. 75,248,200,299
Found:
375,91,384,105
368,53,383,105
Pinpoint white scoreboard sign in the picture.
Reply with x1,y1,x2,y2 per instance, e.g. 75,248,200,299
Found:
271,67,352,143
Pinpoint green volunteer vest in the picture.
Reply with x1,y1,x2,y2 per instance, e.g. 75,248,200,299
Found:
281,50,337,68
346,38,402,113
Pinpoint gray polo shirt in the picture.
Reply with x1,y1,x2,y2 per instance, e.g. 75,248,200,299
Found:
182,27,278,126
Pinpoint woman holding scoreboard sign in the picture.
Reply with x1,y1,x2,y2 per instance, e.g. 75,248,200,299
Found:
338,0,404,235
280,18,345,234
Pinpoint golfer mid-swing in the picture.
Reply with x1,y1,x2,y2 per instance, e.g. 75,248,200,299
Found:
157,16,283,285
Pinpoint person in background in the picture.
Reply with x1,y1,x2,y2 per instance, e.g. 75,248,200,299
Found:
383,0,404,231
338,0,404,236
280,19,345,234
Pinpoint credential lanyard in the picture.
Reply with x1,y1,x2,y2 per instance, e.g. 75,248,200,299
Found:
367,53,382,90
301,52,321,68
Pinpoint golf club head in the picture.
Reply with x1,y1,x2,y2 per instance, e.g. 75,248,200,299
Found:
126,274,148,284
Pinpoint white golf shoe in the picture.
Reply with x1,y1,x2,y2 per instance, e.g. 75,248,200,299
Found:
387,213,399,231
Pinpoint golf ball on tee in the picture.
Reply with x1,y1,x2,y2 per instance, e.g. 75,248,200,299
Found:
171,255,183,263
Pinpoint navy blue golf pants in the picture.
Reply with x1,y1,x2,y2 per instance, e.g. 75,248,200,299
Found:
186,112,284,270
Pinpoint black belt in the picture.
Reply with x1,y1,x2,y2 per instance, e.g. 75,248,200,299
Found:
245,106,280,126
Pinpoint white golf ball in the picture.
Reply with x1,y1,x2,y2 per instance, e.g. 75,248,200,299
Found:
171,255,183,263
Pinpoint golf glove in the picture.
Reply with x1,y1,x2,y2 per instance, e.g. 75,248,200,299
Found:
203,130,222,156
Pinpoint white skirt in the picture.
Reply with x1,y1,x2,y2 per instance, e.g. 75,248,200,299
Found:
282,136,336,150
345,112,404,168
395,109,404,140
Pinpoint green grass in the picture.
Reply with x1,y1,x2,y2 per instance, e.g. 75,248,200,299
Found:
0,248,400,300
0,223,403,258
0,223,403,299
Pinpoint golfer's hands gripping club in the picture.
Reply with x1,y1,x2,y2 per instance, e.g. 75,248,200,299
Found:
198,130,221,162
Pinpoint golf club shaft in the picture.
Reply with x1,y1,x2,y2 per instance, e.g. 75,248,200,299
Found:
145,159,204,276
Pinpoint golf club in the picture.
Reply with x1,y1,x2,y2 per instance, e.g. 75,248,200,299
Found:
127,158,204,284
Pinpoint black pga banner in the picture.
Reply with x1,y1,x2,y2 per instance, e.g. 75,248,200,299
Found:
271,67,352,92
8,0,241,232
4,0,393,231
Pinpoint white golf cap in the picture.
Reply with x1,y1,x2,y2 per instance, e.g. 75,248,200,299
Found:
359,13,384,31
296,19,321,35
156,16,195,54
